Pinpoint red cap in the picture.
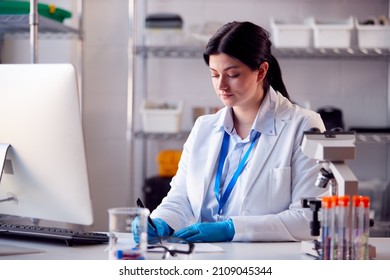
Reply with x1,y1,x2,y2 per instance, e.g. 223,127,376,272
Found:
322,196,332,209
353,195,362,207
338,195,350,207
361,196,370,208
331,196,339,207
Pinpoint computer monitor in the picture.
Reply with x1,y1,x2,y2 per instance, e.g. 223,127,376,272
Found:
0,63,93,225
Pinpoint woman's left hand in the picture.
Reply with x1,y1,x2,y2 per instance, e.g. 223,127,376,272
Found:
173,219,235,242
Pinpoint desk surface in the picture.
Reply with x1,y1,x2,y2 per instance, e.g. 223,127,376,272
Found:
1,237,389,260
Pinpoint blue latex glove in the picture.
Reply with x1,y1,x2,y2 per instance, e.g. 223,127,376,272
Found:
132,217,172,244
173,219,235,243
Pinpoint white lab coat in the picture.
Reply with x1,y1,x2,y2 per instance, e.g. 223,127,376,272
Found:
151,88,327,241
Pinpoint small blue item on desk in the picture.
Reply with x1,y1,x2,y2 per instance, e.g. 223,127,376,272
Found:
115,247,145,260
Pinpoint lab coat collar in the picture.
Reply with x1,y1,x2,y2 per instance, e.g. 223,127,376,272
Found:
253,87,278,136
214,87,280,136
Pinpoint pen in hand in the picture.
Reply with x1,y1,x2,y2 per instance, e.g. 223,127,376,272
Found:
136,198,157,231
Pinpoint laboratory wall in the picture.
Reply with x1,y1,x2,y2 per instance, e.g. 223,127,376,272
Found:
1,0,389,234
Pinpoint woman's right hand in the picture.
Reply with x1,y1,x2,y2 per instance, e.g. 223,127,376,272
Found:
132,217,172,243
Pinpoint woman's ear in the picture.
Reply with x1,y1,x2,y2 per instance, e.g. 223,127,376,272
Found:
257,62,269,82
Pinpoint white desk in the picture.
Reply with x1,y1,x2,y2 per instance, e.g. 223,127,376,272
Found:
1,237,389,260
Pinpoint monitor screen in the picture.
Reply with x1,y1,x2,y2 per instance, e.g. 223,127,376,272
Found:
0,64,93,225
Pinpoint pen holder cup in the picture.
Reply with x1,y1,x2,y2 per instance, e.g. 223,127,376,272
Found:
108,207,150,260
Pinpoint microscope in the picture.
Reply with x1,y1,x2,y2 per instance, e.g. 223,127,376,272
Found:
301,128,358,197
300,128,375,259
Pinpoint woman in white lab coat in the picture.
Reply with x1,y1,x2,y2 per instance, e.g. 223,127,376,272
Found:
134,21,326,242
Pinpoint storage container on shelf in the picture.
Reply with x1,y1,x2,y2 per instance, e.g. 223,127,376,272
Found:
188,21,224,45
312,16,354,48
140,100,183,133
269,17,313,48
0,1,72,23
355,17,390,49
145,13,184,46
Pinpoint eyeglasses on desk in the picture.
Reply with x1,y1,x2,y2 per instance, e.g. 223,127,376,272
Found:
147,236,195,259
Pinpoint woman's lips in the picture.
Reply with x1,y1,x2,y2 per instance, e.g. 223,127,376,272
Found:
220,91,233,97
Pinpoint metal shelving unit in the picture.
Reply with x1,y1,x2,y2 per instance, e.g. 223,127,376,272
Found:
134,131,190,140
134,131,390,143
136,45,390,59
0,14,79,36
133,43,390,143
0,1,84,106
273,47,390,59
356,133,390,144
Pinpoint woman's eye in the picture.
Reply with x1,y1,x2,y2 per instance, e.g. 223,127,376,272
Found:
211,73,239,78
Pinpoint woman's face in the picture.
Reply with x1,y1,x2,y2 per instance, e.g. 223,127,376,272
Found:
209,53,267,109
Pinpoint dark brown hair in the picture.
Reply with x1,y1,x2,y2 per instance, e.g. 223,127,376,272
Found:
203,21,289,100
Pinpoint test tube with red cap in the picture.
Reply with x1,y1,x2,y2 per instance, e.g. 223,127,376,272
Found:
321,196,333,260
336,195,350,260
352,195,370,260
329,196,338,260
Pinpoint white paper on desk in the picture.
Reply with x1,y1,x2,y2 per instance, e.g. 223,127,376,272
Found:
0,243,45,256
148,243,224,253
193,243,224,253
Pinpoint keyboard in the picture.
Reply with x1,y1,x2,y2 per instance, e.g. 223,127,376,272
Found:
0,223,109,246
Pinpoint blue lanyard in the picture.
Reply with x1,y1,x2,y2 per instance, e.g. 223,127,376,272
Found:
214,131,261,216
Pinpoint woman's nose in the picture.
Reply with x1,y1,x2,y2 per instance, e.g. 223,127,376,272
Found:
217,76,228,90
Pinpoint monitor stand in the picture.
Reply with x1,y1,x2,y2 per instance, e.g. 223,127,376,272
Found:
0,143,17,204
0,143,10,180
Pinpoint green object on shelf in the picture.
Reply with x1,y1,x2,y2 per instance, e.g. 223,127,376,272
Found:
0,1,72,23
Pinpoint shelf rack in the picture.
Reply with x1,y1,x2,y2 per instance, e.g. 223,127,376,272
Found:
134,131,390,144
356,133,390,144
134,131,190,140
0,14,79,37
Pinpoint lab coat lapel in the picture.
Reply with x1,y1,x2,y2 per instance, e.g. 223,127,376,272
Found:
202,109,228,193
245,119,287,191
203,131,224,189
190,120,225,222
243,89,291,197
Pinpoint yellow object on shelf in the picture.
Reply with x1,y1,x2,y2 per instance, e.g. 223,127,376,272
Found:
157,150,181,177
